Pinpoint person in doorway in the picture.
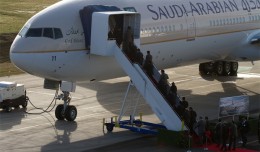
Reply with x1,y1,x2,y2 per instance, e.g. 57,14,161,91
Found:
125,26,134,45
115,27,123,46
228,120,238,150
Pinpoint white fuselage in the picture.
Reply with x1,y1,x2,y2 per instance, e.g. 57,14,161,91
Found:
10,0,260,82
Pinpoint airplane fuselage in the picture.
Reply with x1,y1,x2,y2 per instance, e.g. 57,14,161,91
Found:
10,0,260,82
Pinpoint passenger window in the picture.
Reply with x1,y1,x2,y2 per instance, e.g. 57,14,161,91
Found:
161,26,164,32
26,28,42,37
165,26,168,32
54,28,63,39
43,28,53,39
153,27,156,33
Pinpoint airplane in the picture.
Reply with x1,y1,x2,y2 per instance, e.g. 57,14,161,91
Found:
9,0,260,123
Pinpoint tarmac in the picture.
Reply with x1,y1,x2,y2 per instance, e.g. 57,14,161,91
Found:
0,61,259,152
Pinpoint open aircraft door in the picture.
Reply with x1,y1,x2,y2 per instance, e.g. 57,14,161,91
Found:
91,11,140,56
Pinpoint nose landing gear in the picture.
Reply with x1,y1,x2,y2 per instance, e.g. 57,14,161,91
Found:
55,91,77,121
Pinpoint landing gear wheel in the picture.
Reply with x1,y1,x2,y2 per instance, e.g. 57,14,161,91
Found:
199,63,206,75
105,123,114,132
5,106,12,112
215,61,224,76
65,105,77,121
55,104,65,120
230,62,238,76
22,100,28,108
223,62,231,76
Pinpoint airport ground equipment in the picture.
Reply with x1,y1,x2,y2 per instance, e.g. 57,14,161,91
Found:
103,115,167,135
88,10,188,131
0,81,28,112
113,47,188,131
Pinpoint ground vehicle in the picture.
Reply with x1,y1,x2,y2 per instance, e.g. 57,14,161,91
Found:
0,81,27,112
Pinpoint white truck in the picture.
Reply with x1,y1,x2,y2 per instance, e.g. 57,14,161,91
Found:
0,81,28,112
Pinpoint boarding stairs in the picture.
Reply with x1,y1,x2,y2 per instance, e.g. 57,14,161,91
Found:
112,45,188,131
85,9,188,131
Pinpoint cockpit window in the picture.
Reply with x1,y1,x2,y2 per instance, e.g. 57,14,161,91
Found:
123,7,137,12
26,28,42,37
43,28,53,38
54,28,63,39
24,27,63,39
19,27,29,37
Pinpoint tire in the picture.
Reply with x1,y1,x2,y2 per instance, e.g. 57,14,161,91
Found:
65,105,77,121
55,104,65,120
5,106,12,112
199,63,206,75
22,100,28,108
215,61,224,76
106,123,114,132
230,62,238,76
223,62,231,76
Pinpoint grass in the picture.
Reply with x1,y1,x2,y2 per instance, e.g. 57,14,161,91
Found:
0,0,59,77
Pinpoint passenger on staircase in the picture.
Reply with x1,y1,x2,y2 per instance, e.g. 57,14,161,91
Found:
123,26,135,61
145,50,153,63
143,60,153,78
167,82,177,108
135,48,144,65
158,69,169,96
181,97,189,109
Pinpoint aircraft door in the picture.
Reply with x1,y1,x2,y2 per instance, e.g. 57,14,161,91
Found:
91,11,140,56
185,12,196,41
122,14,141,48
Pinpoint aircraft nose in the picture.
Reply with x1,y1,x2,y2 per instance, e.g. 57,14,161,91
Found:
10,36,20,67
10,35,29,73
